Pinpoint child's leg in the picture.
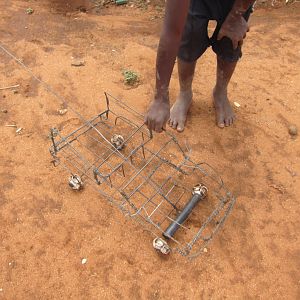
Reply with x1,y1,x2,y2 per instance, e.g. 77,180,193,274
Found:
171,10,210,132
169,58,196,132
213,56,237,127
211,4,253,127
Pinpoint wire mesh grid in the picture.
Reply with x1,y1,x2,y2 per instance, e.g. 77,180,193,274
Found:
49,93,236,259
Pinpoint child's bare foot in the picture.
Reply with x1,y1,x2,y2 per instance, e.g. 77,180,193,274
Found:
169,90,192,132
213,88,235,128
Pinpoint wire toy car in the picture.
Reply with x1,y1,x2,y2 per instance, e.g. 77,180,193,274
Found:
49,93,236,259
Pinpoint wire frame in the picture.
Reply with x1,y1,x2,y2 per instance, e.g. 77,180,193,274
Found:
49,93,236,259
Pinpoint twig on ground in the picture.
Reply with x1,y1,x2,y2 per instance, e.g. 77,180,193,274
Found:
0,84,20,91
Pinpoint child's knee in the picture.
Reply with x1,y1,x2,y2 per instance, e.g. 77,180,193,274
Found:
211,37,243,62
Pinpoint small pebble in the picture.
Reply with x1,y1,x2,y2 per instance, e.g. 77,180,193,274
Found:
81,258,87,264
1,109,8,113
58,108,68,115
203,247,208,253
13,89,18,94
26,7,34,14
0,288,2,292
288,125,298,136
233,101,241,108
71,59,85,67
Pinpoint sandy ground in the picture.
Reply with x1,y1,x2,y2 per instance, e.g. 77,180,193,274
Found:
0,0,300,299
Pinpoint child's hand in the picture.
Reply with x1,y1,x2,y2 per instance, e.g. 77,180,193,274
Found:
144,97,170,133
217,12,249,49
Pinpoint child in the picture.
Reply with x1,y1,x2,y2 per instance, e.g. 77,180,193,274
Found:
145,0,254,132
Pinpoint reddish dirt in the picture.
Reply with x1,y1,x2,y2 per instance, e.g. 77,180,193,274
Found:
0,1,300,299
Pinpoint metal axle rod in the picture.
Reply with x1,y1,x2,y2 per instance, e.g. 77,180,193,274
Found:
163,184,208,239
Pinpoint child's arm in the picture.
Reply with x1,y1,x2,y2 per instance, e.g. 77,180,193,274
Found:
145,0,190,132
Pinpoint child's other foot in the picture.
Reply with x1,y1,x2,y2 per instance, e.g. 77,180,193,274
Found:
169,90,192,132
213,88,235,128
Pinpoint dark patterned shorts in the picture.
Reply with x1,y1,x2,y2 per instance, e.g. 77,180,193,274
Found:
178,0,253,62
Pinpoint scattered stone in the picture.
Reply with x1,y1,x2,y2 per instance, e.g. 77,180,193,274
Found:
71,59,85,67
81,258,87,264
288,124,298,137
233,101,241,108
13,89,18,94
58,108,68,115
203,247,208,253
1,109,8,113
26,7,34,14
